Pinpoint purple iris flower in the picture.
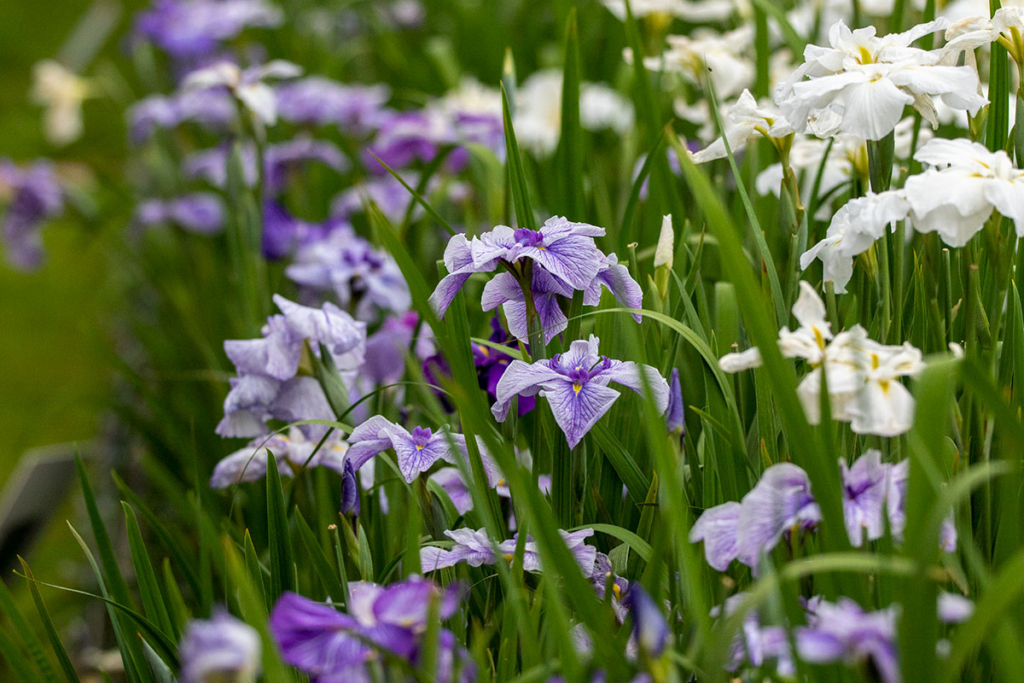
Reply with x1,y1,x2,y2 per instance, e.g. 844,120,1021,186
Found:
135,193,224,235
218,295,366,438
711,593,794,676
492,335,669,449
286,226,411,319
626,585,669,658
796,598,899,683
690,463,821,572
134,0,282,59
184,137,348,191
841,449,896,547
0,159,63,271
482,269,572,344
345,415,501,484
420,527,597,577
360,313,420,384
365,110,451,171
271,578,465,683
275,77,390,134
128,89,235,142
330,173,434,225
429,216,608,318
179,608,261,683
665,368,685,434
209,428,353,488
584,253,643,322
590,552,630,622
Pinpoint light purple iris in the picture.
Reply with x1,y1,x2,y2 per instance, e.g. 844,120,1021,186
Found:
841,450,899,547
796,598,899,683
135,193,224,235
430,217,607,318
0,159,63,271
590,551,630,622
179,608,260,683
270,578,467,683
218,295,366,439
365,109,452,171
492,335,669,449
184,137,348,191
286,226,411,320
134,0,282,59
275,77,390,134
128,89,235,142
420,527,597,577
331,173,440,225
481,269,572,344
345,415,500,484
584,252,643,322
429,465,550,517
711,593,794,676
690,463,821,572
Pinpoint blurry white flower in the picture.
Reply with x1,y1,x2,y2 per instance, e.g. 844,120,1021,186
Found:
846,341,925,436
30,60,92,146
776,19,987,140
513,70,633,157
601,0,736,21
905,138,1024,246
690,89,794,163
184,60,302,126
644,26,755,99
800,190,910,292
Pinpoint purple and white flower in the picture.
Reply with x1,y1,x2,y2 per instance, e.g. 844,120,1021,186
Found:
0,159,63,270
134,0,282,59
135,193,224,235
180,608,261,683
492,335,669,449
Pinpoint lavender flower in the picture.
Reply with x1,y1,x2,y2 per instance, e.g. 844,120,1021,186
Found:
218,295,366,438
796,598,899,683
584,253,643,322
185,137,348,191
179,608,261,683
344,416,499,483
128,89,235,142
135,193,224,235
183,60,302,126
286,227,410,320
420,527,597,576
275,77,390,133
492,335,669,449
331,173,434,224
711,593,794,676
429,217,609,318
0,159,63,270
365,109,452,171
270,578,465,682
135,0,282,59
842,449,898,547
690,463,821,572
481,269,573,344
209,427,352,488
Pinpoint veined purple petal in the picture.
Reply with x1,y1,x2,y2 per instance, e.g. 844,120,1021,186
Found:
736,463,819,569
491,360,562,422
584,253,643,322
690,501,741,571
666,368,685,433
545,378,621,449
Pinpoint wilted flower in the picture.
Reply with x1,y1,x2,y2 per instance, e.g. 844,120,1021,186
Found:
183,60,302,126
493,335,669,448
180,609,261,683
135,193,224,235
30,60,92,146
0,159,63,270
775,19,987,140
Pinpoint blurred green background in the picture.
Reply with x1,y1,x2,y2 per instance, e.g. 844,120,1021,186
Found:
0,0,143,484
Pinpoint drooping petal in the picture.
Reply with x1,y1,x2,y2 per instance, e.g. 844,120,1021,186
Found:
544,379,621,449
689,501,741,571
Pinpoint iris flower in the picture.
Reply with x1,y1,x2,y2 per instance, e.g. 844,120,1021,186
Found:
492,335,669,448
179,608,261,683
183,60,302,126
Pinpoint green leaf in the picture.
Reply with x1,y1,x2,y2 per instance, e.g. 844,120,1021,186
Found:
502,83,537,232
17,559,80,683
122,503,176,641
294,510,347,603
266,454,295,600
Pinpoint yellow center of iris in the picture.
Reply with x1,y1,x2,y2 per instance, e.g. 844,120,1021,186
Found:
573,384,582,395
416,445,424,450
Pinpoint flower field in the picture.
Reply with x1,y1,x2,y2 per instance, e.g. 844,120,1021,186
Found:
3,0,1024,682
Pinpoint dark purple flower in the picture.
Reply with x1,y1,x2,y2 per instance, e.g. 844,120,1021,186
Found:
136,193,224,235
340,459,360,516
286,227,411,319
179,608,260,683
665,368,685,434
275,77,390,133
0,159,63,270
626,585,668,657
134,0,282,59
492,335,669,449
